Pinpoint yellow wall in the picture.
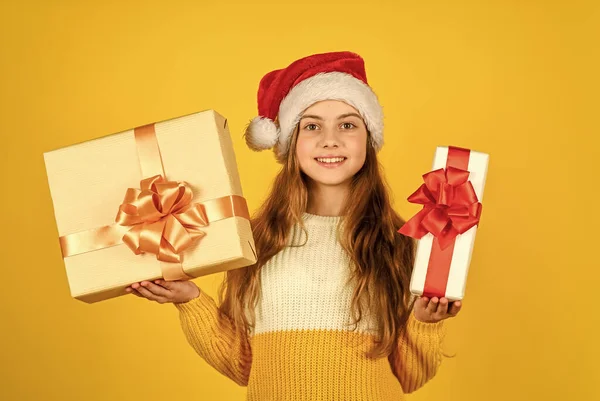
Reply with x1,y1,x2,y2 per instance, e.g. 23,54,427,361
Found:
1,1,597,400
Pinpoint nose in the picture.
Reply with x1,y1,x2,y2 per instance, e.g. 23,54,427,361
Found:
319,127,340,148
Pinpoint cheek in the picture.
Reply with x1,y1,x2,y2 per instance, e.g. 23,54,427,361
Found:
348,136,367,162
349,152,366,173
295,138,314,167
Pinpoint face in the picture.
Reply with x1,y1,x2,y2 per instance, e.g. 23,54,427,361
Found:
295,100,368,189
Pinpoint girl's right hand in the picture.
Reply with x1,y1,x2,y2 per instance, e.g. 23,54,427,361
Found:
125,279,200,304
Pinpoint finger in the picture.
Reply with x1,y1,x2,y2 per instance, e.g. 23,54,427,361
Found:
449,300,462,315
414,297,428,313
130,282,145,294
135,285,168,302
125,286,139,296
153,279,169,289
426,297,439,314
155,279,176,290
139,281,172,297
126,287,143,297
129,283,149,297
437,297,449,315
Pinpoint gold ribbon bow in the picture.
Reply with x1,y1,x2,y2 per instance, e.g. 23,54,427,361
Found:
115,174,208,263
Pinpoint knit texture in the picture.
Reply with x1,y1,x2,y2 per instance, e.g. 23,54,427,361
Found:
174,212,446,400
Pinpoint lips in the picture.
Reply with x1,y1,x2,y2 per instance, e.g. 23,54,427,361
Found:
314,156,347,168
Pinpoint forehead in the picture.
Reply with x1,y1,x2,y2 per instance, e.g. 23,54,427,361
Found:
303,99,360,115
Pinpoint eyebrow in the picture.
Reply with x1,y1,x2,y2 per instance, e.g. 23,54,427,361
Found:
300,113,362,121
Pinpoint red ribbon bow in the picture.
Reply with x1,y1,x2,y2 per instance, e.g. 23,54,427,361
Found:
115,174,208,263
398,166,482,250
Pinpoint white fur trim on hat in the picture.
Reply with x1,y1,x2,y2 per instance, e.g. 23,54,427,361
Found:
244,116,280,151
276,72,384,160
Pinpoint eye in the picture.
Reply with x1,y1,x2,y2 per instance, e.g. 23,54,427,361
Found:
341,122,356,129
303,123,319,131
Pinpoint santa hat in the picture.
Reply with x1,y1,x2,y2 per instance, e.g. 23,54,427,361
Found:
244,51,384,163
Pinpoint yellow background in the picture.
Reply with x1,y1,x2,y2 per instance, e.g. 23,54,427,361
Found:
1,0,598,400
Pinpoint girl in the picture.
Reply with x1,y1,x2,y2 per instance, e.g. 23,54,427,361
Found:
126,51,462,400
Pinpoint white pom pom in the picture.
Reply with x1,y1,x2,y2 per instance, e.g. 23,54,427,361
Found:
244,116,280,151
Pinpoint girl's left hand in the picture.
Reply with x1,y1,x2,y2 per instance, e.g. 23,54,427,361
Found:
413,296,462,323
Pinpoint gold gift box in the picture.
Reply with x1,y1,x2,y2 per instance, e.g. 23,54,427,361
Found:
43,110,257,303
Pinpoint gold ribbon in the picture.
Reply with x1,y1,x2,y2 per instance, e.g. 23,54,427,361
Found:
116,174,208,261
59,123,250,281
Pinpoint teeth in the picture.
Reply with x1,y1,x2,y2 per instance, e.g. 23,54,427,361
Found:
316,157,345,163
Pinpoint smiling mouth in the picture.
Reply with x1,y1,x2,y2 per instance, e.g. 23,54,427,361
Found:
314,157,347,167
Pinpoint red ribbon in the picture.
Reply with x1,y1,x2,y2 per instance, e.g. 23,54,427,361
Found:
398,146,483,298
398,166,482,250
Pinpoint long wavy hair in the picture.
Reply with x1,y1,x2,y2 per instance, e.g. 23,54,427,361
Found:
217,123,417,359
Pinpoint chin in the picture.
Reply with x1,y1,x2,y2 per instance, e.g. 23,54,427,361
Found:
306,172,353,187
315,179,348,187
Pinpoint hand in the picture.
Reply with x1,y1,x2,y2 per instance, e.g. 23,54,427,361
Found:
125,279,200,304
413,296,462,323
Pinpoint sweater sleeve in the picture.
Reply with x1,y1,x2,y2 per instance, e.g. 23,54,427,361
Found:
173,289,252,386
388,311,446,393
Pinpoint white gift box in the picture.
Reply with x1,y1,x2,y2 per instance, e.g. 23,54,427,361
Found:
407,146,489,301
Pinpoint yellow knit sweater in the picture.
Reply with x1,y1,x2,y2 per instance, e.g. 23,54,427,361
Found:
174,213,446,400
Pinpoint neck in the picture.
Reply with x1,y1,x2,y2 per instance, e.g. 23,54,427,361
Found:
306,182,349,216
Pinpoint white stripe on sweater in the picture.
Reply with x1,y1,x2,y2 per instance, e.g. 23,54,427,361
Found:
249,214,379,337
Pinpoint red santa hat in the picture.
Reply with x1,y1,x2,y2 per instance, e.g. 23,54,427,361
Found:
244,51,384,163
